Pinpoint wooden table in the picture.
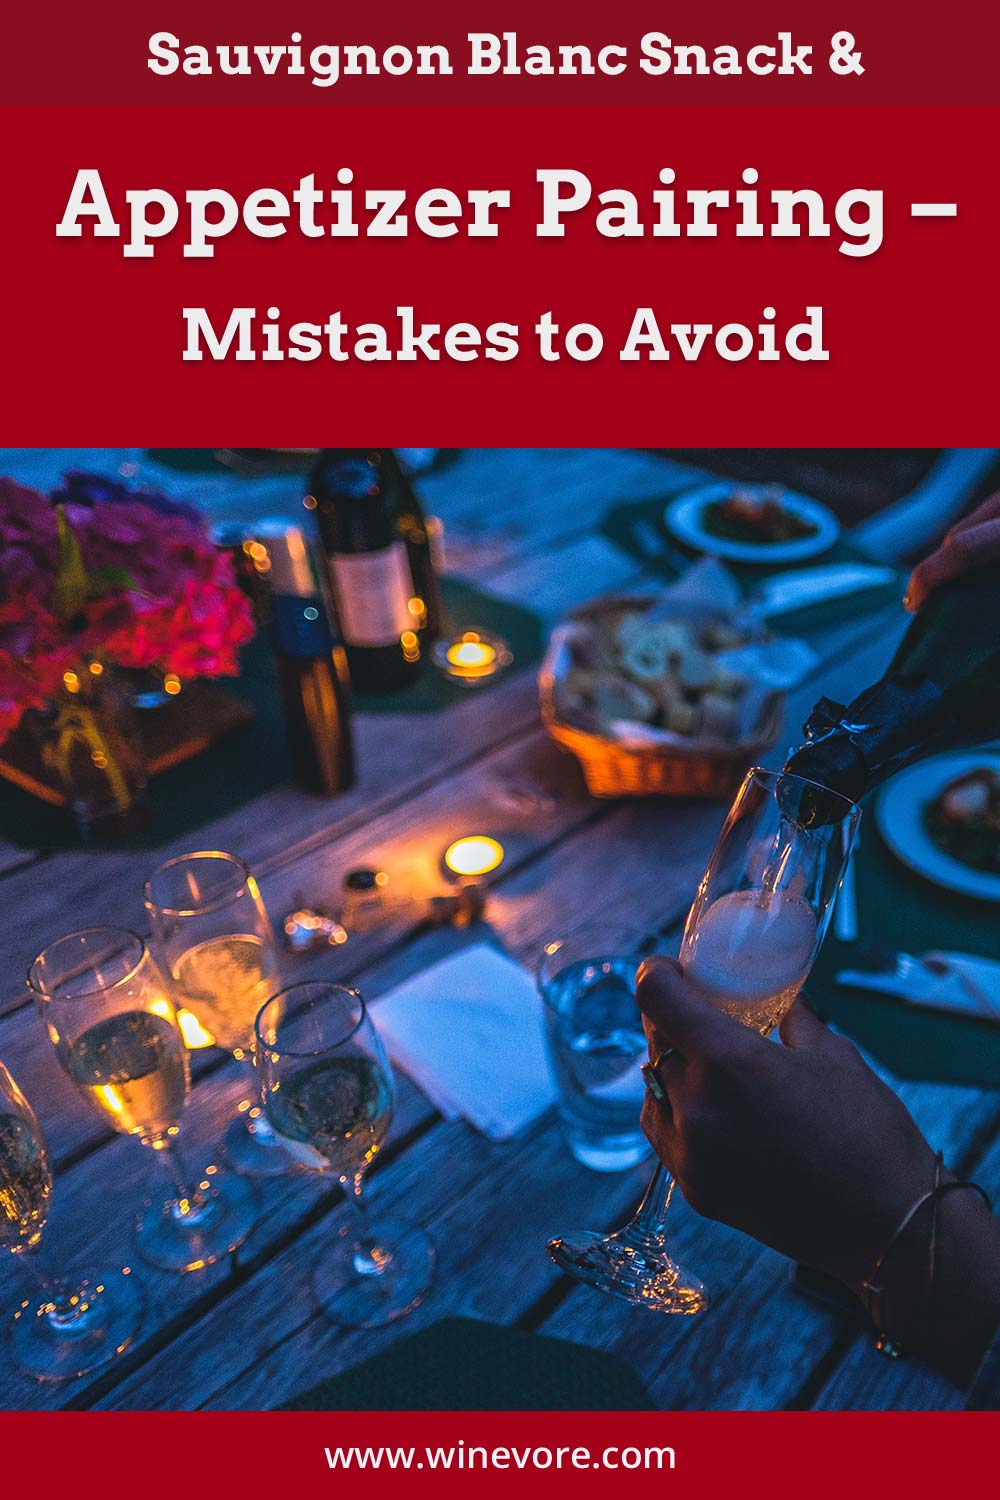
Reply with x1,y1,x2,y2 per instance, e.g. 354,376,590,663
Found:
1,448,996,1412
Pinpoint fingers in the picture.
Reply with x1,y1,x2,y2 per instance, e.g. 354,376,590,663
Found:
905,515,1000,611
948,490,1000,535
636,953,750,1061
778,999,841,1051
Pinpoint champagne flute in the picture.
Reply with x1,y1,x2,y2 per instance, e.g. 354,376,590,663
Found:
28,928,258,1273
254,981,434,1327
547,767,860,1312
0,1057,144,1381
144,851,293,1177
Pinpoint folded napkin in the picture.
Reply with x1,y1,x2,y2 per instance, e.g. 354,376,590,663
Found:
837,951,1000,1019
373,943,556,1140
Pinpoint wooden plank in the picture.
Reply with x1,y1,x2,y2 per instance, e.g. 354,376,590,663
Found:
3,602,899,1174
0,523,653,1011
417,449,699,546
539,1077,1000,1411
0,790,717,1412
0,725,600,1165
810,1120,1000,1410
92,1111,655,1411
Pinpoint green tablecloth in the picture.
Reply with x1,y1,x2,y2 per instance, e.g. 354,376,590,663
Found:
279,1318,655,1411
810,820,1000,1090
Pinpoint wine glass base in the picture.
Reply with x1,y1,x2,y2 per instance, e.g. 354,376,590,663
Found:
225,1114,296,1177
312,1217,435,1329
547,1227,709,1314
135,1170,258,1272
7,1266,144,1383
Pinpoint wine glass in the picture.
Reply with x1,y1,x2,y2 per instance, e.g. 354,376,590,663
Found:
254,981,435,1327
144,851,293,1177
28,928,258,1274
547,767,860,1312
0,1056,144,1381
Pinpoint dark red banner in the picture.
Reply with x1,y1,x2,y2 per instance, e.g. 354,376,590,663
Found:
2,1,997,104
3,103,995,444
2,1409,999,1493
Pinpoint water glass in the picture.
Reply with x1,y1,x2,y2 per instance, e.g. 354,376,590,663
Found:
538,925,651,1172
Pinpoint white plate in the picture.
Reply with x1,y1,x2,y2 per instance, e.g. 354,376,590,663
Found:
876,750,1000,902
665,483,840,564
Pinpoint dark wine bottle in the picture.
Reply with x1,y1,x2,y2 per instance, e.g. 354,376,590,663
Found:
379,449,445,644
254,520,355,796
309,450,425,692
784,562,1000,813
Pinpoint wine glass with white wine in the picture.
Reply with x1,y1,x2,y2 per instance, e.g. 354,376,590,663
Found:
144,851,294,1177
0,1056,144,1381
254,981,434,1327
28,928,258,1274
547,767,860,1311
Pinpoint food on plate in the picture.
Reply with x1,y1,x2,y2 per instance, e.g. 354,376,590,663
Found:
702,486,818,546
553,602,757,743
923,767,1000,874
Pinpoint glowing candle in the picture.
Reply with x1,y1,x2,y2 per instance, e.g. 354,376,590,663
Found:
433,630,512,685
443,836,505,877
447,639,497,672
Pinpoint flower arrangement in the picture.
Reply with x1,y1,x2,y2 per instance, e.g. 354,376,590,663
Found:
0,472,255,741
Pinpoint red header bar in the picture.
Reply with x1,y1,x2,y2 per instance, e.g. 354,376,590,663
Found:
4,103,995,445
3,1,998,104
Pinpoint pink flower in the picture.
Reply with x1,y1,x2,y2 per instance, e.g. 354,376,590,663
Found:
0,476,256,741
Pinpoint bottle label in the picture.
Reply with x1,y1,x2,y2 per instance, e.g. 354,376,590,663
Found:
329,543,415,647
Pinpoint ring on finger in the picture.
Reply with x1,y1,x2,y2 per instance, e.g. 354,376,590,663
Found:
641,1047,678,1102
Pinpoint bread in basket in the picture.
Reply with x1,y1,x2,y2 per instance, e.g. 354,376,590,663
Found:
539,593,784,800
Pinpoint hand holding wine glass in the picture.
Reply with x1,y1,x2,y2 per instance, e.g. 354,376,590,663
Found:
547,767,859,1312
635,963,1000,1389
0,1057,143,1381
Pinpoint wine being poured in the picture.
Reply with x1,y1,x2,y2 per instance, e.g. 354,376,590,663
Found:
680,888,817,1037
547,766,859,1314
785,562,1000,812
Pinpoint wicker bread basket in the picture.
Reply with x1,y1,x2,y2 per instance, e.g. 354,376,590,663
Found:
540,594,785,800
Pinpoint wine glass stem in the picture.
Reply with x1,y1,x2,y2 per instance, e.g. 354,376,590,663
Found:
341,1177,390,1277
15,1247,88,1325
151,1138,213,1224
630,1163,676,1243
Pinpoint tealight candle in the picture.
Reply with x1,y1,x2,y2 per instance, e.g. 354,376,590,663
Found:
448,638,496,671
433,629,513,685
443,835,505,878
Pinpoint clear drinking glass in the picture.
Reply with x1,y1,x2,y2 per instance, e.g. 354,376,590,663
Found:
0,1056,144,1381
254,981,434,1328
144,851,293,1177
547,768,860,1313
28,928,258,1274
538,925,651,1172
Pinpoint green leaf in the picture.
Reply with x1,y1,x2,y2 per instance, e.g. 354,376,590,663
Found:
51,506,89,621
85,565,135,596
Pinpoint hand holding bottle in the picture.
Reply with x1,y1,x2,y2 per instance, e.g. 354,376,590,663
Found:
905,491,1000,612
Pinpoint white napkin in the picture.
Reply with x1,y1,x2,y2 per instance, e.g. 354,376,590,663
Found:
837,951,1000,1019
373,944,557,1140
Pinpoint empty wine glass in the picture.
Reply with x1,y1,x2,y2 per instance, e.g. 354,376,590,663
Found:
0,1056,144,1381
144,851,293,1177
547,767,860,1312
254,981,434,1327
28,928,258,1274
